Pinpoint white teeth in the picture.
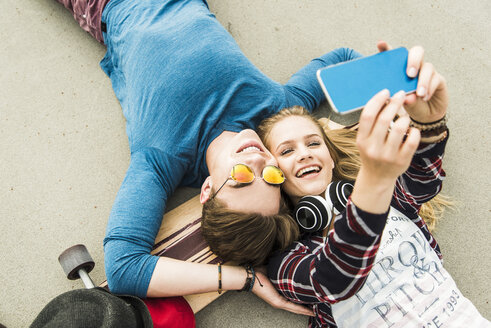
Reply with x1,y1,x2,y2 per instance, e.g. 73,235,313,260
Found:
239,146,261,153
296,166,320,177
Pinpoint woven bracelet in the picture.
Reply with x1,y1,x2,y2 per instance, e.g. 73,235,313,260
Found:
238,266,253,292
410,115,448,132
248,267,256,292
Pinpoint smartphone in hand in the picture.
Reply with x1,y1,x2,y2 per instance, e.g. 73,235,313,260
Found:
317,47,418,114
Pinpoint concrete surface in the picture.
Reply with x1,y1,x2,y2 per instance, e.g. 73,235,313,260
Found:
1,0,489,327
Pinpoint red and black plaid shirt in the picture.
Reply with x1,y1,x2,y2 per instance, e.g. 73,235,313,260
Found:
267,137,448,328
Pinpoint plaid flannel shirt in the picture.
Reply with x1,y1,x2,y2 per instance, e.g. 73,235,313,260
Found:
267,136,448,328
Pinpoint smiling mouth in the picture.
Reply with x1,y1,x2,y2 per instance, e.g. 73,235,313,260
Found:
296,165,321,178
237,142,263,153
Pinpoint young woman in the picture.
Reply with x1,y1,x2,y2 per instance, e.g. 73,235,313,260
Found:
256,66,490,326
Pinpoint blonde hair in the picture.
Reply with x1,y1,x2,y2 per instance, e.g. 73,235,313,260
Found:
201,196,299,266
257,106,450,231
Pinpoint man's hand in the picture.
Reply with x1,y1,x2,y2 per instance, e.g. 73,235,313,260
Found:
252,269,314,317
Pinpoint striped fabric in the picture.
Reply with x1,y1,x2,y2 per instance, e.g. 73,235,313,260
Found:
100,209,223,312
151,217,220,264
56,0,110,44
267,137,448,328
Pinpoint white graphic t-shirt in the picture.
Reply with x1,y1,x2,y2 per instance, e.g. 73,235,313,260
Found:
331,207,490,328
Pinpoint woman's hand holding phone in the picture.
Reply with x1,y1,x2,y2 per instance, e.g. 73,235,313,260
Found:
377,41,448,123
350,89,420,214
350,43,449,214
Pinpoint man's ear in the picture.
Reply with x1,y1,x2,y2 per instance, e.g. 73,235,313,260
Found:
200,176,213,204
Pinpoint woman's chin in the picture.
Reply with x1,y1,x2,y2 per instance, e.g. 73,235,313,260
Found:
284,175,331,200
295,183,328,199
301,176,330,196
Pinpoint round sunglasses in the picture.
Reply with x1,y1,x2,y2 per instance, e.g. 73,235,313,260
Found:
211,164,285,198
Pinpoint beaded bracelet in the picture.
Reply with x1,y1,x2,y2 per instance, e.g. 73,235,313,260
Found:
420,129,448,144
217,263,222,294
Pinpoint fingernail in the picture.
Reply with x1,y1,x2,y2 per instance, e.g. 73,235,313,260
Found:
408,67,418,78
417,86,426,97
380,89,390,96
395,90,405,99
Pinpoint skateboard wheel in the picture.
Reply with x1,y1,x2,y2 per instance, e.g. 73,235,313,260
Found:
58,244,95,280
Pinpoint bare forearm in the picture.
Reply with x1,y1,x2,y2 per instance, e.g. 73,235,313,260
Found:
146,257,246,297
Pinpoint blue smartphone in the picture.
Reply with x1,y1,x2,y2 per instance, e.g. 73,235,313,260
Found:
316,47,418,114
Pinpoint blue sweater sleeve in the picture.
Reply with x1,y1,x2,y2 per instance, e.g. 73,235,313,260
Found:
284,47,363,111
103,148,186,297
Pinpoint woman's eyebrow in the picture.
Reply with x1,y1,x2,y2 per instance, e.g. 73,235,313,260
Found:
275,139,293,152
275,133,321,152
305,133,322,139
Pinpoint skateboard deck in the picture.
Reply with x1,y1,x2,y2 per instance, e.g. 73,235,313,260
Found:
99,195,223,313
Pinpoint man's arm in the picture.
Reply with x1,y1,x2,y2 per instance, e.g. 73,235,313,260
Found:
284,48,363,111
103,148,180,297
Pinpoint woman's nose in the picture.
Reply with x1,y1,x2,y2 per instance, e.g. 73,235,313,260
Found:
297,146,313,162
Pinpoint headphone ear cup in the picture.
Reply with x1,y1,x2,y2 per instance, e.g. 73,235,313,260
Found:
327,180,354,215
294,195,332,233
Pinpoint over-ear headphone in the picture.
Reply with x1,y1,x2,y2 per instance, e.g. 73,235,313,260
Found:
294,180,354,233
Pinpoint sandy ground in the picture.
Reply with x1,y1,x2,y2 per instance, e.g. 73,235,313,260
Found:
1,0,489,327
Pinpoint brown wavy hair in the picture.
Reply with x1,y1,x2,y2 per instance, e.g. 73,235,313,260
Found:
257,106,451,231
201,196,299,266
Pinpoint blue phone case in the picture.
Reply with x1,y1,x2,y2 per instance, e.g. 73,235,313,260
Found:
317,47,418,114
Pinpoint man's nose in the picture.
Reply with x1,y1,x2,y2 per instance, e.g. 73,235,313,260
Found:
242,152,268,168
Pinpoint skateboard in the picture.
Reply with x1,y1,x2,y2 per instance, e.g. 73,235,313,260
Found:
59,195,223,314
